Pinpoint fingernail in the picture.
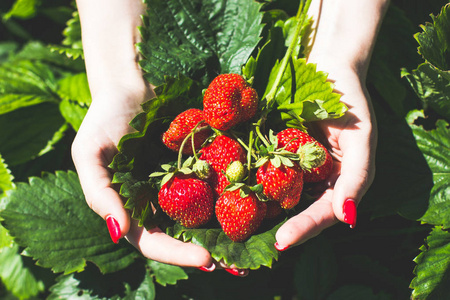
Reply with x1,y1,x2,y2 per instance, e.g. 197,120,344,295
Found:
106,215,121,243
274,242,290,251
343,199,357,229
224,268,248,277
197,263,216,272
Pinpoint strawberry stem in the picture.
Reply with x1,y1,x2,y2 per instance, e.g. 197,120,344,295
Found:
177,131,193,169
177,122,209,169
255,118,270,148
233,133,258,160
246,129,254,185
264,0,312,109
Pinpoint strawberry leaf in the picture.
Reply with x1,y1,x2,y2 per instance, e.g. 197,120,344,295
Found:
138,0,264,86
0,60,60,114
0,243,45,299
264,58,347,128
0,103,67,166
0,153,15,196
0,171,138,274
411,118,450,228
411,226,450,299
168,221,282,270
402,63,450,121
48,262,157,299
147,260,188,287
415,3,450,71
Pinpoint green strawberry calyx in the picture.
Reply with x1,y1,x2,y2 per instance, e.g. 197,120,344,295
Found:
297,142,326,170
224,182,264,199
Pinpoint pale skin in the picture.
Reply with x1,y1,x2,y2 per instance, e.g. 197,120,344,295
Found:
72,0,389,274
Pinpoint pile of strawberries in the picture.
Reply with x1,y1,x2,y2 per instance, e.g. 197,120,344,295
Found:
152,73,333,242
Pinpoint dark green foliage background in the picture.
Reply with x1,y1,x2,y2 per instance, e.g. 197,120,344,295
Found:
0,0,450,299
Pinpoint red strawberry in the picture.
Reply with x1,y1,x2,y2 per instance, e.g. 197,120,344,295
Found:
199,135,246,195
215,189,267,242
277,128,333,182
256,161,303,209
203,73,258,131
162,108,211,155
158,174,214,228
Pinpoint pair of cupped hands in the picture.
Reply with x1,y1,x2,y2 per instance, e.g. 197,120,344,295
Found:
72,62,377,277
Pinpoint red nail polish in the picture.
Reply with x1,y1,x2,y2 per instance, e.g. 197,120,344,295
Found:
106,216,121,243
274,242,290,251
197,263,215,272
224,268,247,277
343,199,357,228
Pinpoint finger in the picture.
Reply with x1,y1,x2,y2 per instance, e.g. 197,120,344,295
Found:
275,190,338,250
125,220,213,269
331,129,376,228
216,260,249,277
72,138,131,241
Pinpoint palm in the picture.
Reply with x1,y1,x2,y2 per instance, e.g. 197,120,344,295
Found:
275,78,377,248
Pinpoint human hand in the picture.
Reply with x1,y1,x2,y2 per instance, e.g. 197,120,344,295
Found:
71,80,215,270
274,66,378,250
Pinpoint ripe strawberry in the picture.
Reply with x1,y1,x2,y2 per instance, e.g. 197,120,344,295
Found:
215,189,267,242
203,73,258,131
162,108,211,155
277,128,333,182
256,161,303,209
199,135,246,195
158,174,214,228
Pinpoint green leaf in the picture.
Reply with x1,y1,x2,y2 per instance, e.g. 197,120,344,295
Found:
138,0,264,86
49,10,84,61
0,103,67,166
168,221,282,270
13,42,84,71
415,3,450,70
59,98,88,132
57,73,91,106
147,260,188,286
0,223,13,249
48,262,156,300
293,236,337,300
3,0,39,20
56,72,90,131
0,41,18,63
264,58,347,127
0,60,60,114
0,171,138,274
411,226,450,300
0,154,15,196
61,11,83,51
0,244,45,299
411,119,450,227
402,63,450,120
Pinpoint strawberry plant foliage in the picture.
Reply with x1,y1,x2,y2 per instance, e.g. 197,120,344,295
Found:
410,115,450,228
402,3,450,120
168,222,281,270
0,171,138,274
411,226,450,299
138,0,264,86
